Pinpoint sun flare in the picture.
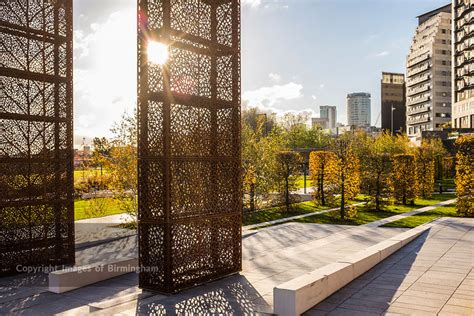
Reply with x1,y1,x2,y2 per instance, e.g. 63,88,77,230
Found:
147,41,169,65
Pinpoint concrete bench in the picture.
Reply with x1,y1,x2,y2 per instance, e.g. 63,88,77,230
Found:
49,257,138,293
273,225,429,316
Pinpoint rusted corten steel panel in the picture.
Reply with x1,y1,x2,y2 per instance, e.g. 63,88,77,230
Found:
1,0,75,274
137,0,242,293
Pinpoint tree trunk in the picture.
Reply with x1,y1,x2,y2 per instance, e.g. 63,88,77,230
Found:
340,172,345,221
285,174,289,212
250,183,255,212
375,173,380,211
320,173,325,206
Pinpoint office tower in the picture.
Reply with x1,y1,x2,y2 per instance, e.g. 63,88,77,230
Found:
381,72,406,134
406,5,452,141
347,93,371,127
452,0,474,128
320,105,337,129
312,117,328,129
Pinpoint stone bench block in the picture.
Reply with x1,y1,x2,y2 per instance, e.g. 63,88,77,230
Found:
49,257,138,294
273,227,430,316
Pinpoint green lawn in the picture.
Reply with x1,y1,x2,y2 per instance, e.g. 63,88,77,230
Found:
243,201,330,226
74,168,109,180
382,204,457,228
295,175,311,189
74,198,124,221
436,178,455,190
294,194,455,226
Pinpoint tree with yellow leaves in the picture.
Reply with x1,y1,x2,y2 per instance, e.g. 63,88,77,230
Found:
415,140,437,199
334,136,360,220
391,154,417,205
309,151,338,206
242,111,283,212
357,132,396,212
455,136,473,217
275,151,303,212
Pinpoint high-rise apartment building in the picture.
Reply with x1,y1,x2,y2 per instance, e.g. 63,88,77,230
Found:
347,93,371,127
381,72,406,134
406,5,452,141
320,105,337,129
452,0,474,128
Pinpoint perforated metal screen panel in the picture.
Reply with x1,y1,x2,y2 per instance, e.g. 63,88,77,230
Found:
1,0,75,274
137,0,242,293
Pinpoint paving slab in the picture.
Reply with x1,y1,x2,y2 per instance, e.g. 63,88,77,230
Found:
305,217,474,315
0,222,405,315
2,217,471,315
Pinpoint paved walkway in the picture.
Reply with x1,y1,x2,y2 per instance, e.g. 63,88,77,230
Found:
75,213,135,247
306,217,474,315
363,198,457,228
2,215,470,315
0,223,406,315
245,198,456,231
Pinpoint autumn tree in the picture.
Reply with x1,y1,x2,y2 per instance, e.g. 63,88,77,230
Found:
455,136,473,217
91,137,111,176
275,151,303,212
366,153,392,211
242,111,283,211
391,154,417,205
354,132,392,211
333,136,360,220
279,112,331,150
241,107,277,135
309,151,338,206
442,156,455,179
108,111,138,224
415,140,442,199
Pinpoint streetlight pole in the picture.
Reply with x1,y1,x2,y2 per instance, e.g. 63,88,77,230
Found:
391,105,395,135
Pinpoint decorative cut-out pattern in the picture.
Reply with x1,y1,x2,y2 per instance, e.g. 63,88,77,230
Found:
0,0,74,274
138,0,241,293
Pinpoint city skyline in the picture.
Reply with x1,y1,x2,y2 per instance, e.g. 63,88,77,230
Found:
72,0,450,146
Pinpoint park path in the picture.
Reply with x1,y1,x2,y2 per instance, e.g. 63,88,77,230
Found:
306,217,474,315
363,198,457,228
244,198,457,231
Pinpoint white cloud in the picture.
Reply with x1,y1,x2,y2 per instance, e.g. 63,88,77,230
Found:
242,0,261,7
268,72,281,82
243,0,288,9
311,95,317,100
319,83,325,89
375,51,390,57
243,82,303,108
77,114,96,129
73,9,137,141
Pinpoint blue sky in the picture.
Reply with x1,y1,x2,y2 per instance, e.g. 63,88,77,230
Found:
72,0,449,145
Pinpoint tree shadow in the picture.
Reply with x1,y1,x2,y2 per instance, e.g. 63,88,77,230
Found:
136,274,272,315
0,273,270,315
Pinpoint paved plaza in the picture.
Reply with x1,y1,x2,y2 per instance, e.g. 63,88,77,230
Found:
0,218,472,315
306,217,474,315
